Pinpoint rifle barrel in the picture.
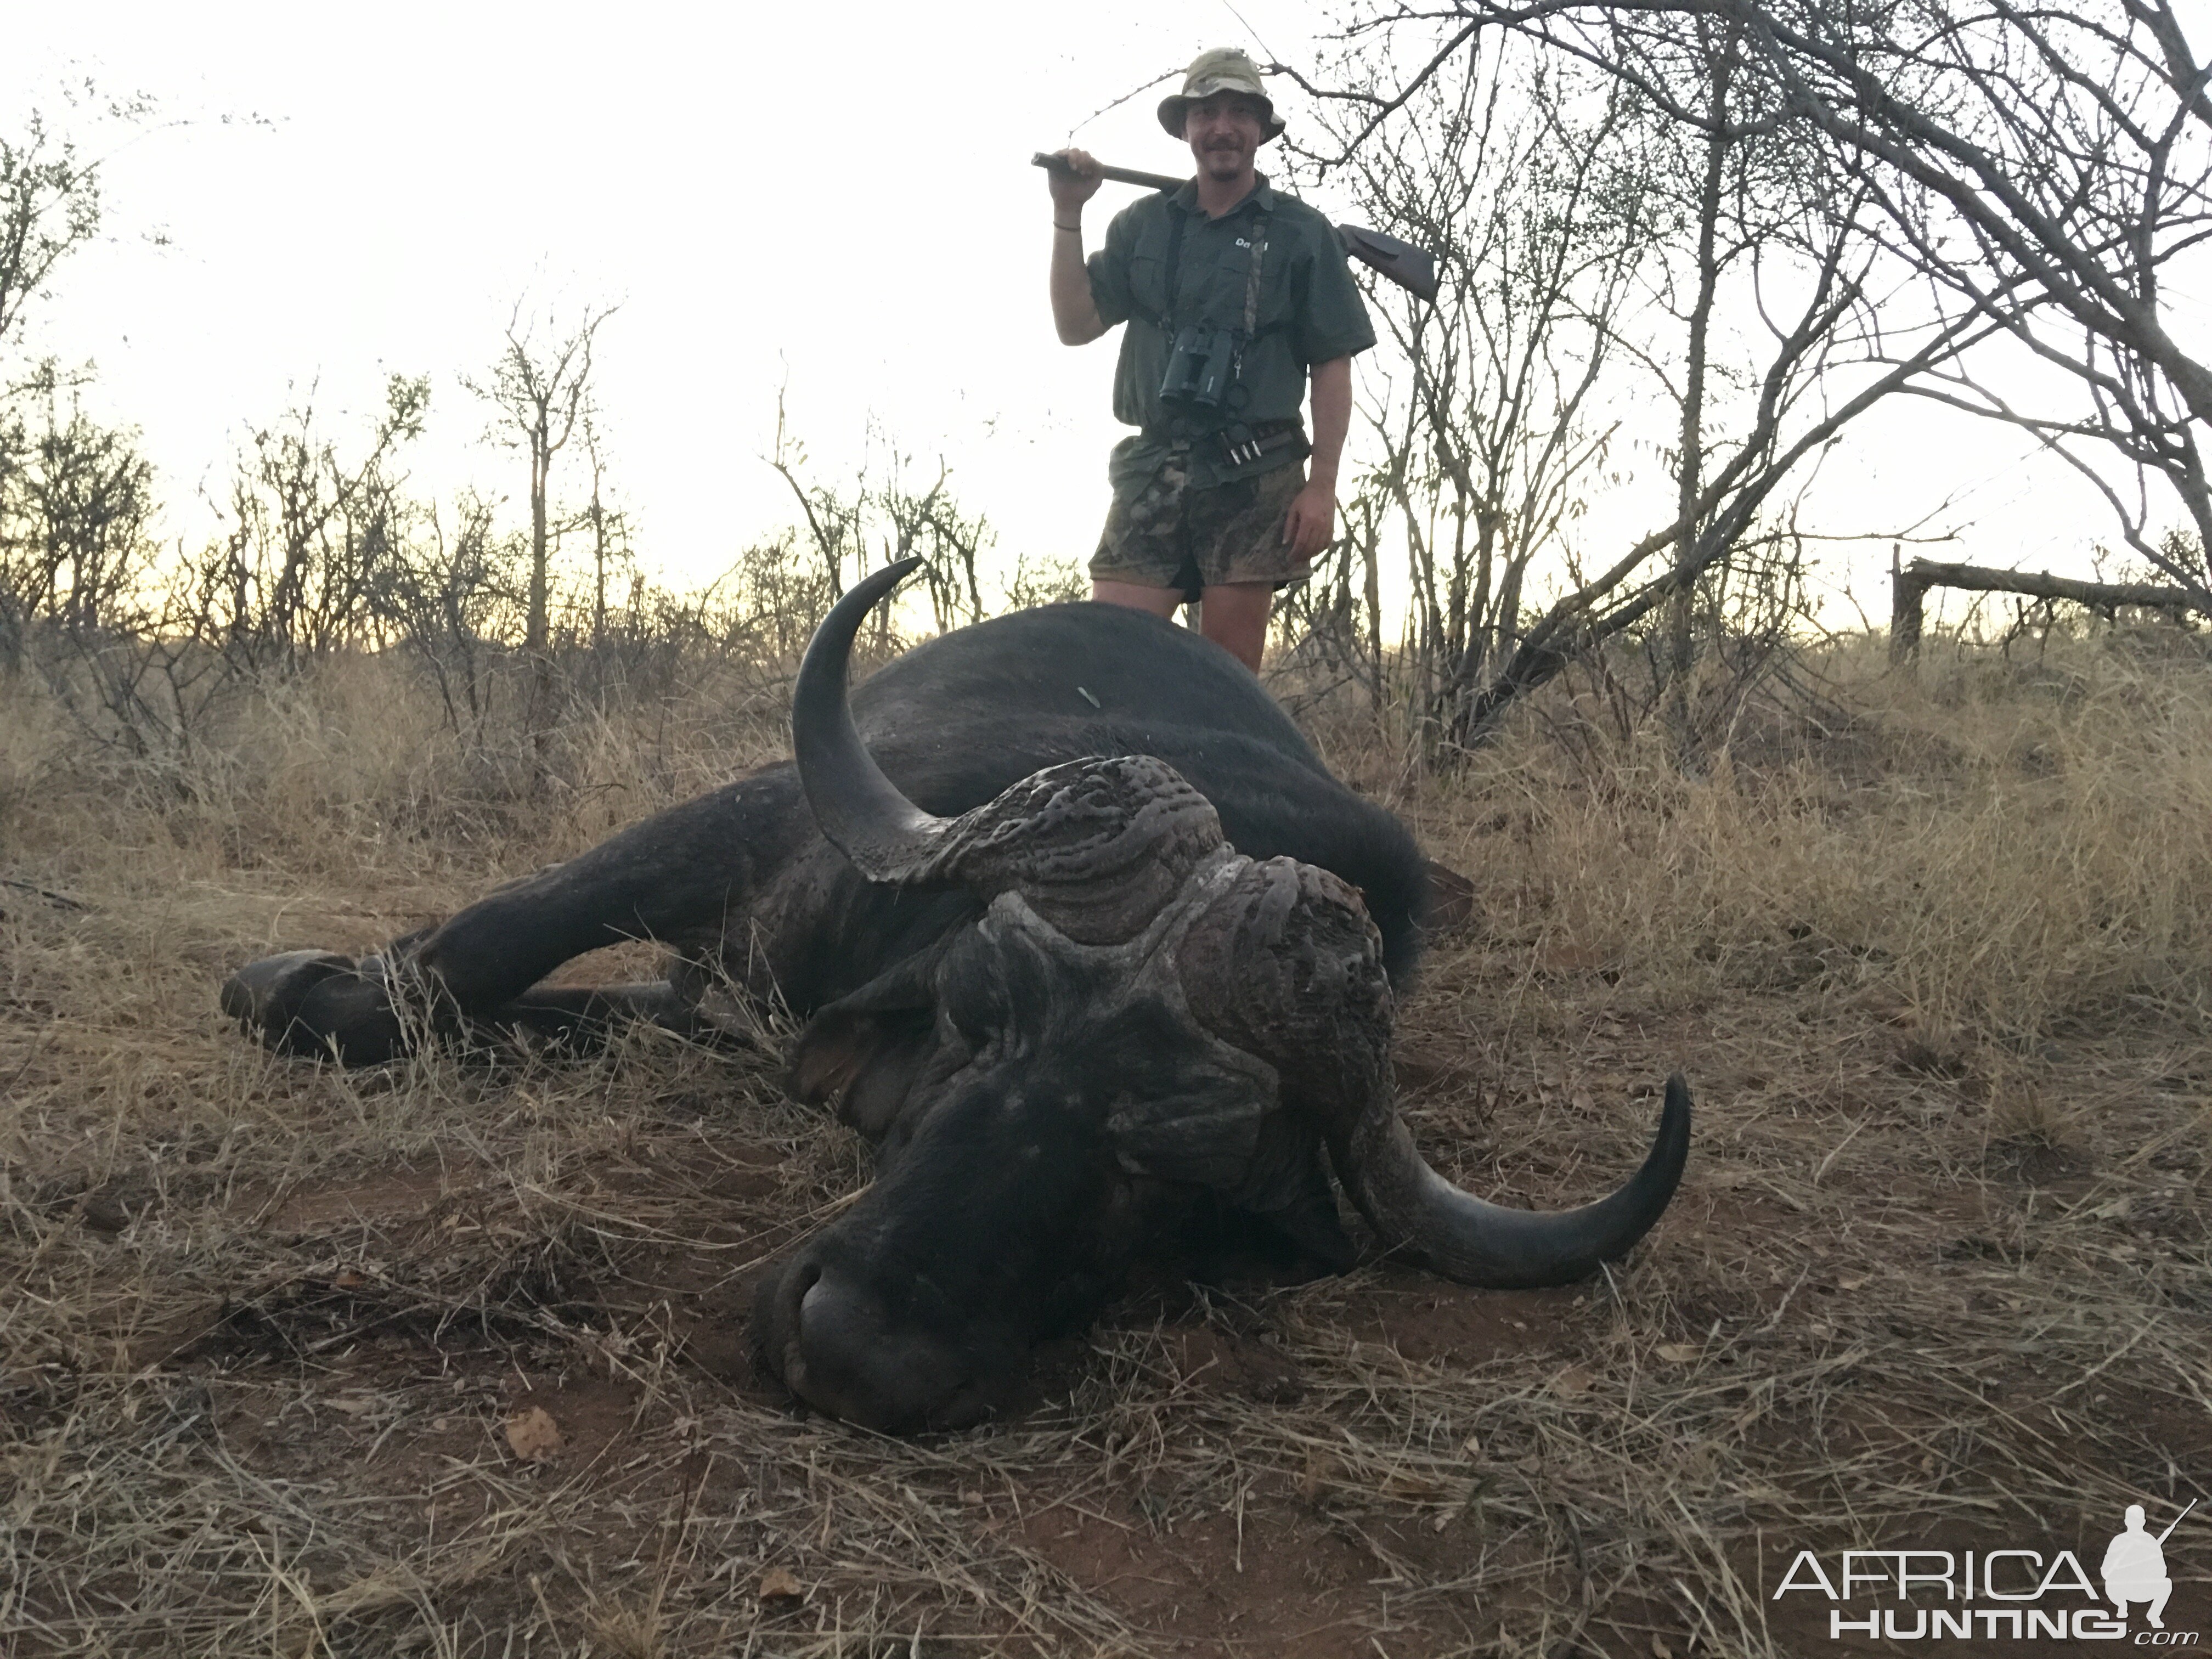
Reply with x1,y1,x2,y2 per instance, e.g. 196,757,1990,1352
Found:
2156,1498,2197,1544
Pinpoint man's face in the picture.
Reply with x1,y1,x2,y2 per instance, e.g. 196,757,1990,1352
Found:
1184,92,1266,182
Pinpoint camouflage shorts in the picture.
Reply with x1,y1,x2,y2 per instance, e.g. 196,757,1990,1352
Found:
1090,454,1310,600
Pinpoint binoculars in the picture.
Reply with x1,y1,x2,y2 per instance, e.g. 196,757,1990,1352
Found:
1158,325,1239,413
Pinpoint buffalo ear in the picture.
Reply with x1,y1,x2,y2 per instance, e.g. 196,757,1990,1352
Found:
785,943,953,1139
786,1005,937,1140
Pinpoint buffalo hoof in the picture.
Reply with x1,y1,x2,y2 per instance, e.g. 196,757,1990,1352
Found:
221,949,415,1064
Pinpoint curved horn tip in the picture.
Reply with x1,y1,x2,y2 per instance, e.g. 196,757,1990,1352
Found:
796,557,929,680
1348,1068,1694,1291
1525,1071,1691,1280
796,555,927,693
1659,1073,1692,1150
849,555,927,610
1633,1071,1694,1240
792,556,947,881
1530,1072,1691,1283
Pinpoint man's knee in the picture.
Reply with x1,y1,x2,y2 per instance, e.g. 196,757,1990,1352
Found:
2110,1579,2174,1606
1197,581,1274,673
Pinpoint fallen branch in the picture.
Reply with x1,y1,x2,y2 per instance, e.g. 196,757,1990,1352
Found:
1890,555,2204,660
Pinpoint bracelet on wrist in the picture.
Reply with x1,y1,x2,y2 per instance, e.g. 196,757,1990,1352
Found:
1053,221,1081,233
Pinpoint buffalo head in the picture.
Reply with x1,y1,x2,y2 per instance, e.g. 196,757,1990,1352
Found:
754,559,1690,1432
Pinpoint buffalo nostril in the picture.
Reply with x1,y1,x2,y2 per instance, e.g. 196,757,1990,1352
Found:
765,1260,823,1384
796,1256,832,1327
789,1275,874,1404
785,1271,976,1434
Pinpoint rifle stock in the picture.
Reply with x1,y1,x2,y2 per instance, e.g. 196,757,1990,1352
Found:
1031,153,1184,194
1030,153,1438,304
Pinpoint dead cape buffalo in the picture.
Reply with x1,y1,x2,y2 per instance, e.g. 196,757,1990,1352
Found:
223,558,1690,1433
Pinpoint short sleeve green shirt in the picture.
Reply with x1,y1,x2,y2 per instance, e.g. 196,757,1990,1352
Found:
1086,174,1375,489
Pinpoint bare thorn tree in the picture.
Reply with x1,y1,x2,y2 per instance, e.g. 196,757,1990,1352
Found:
580,407,631,656
763,398,996,639
768,384,866,601
1358,0,2212,602
0,388,155,675
464,296,619,751
1294,8,2036,749
0,108,104,363
1280,42,1657,746
195,374,428,674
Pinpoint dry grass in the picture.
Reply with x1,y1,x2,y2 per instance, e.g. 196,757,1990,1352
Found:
3,628,2208,1656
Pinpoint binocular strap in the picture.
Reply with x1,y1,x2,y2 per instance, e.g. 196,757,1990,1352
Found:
1241,214,1268,340
1156,204,1269,342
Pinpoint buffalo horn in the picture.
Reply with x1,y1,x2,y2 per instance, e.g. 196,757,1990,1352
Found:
791,557,956,883
1338,1076,1691,1288
1175,861,1691,1287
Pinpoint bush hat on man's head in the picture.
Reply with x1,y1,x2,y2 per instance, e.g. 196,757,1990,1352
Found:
1158,48,1285,142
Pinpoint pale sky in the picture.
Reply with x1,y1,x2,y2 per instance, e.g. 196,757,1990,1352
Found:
8,1,2159,628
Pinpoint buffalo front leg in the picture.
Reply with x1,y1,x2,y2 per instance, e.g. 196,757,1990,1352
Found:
222,768,811,1063
486,977,765,1054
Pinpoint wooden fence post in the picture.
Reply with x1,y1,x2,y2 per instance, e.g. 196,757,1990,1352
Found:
1890,545,1926,664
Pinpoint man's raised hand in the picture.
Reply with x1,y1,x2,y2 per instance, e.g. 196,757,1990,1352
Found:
1046,149,1105,215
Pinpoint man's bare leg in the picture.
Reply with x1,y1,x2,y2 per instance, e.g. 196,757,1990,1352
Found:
1195,582,1273,673
1092,579,1272,673
1091,579,1184,619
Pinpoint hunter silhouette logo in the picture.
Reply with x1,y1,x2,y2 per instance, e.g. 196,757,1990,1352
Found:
2105,1501,2193,1630
1771,1498,2199,1643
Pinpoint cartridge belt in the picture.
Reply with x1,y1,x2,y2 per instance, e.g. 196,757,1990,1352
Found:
1144,419,1306,466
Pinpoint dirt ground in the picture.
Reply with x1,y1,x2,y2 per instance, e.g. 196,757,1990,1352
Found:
4,635,2209,1656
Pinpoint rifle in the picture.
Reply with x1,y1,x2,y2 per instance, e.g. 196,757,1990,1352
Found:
2157,1499,2197,1545
1030,152,1438,304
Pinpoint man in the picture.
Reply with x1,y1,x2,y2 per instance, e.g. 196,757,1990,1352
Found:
2102,1504,2174,1628
1047,48,1375,673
